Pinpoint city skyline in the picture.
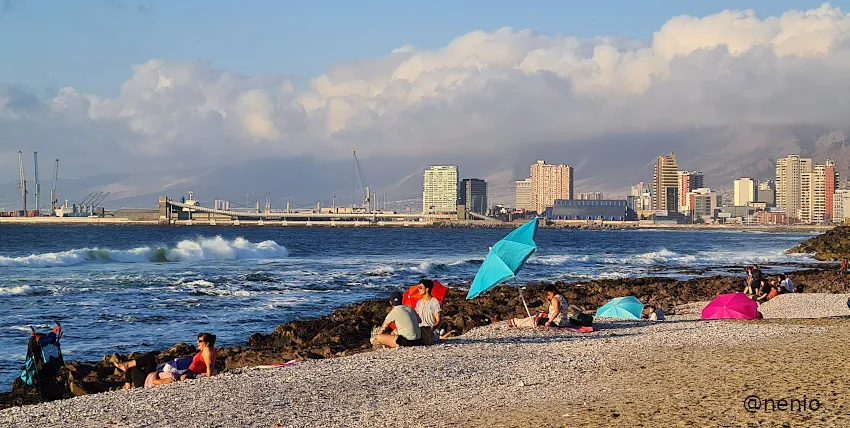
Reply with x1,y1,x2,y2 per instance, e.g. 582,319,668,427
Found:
3,3,850,209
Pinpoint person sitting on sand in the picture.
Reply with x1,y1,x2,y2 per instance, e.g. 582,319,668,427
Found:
756,282,779,303
508,285,569,328
116,333,216,388
778,274,794,294
646,304,665,321
414,279,442,345
375,292,422,348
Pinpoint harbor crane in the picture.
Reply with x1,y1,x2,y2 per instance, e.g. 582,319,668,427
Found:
352,150,370,212
50,159,59,210
32,151,41,212
17,150,26,211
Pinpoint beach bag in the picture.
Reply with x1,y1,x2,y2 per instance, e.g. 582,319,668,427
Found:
569,312,594,327
795,283,805,293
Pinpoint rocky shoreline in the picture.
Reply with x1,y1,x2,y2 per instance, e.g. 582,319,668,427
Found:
2,260,846,410
787,225,850,260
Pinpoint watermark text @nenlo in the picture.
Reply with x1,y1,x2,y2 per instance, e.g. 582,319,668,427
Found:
743,395,822,413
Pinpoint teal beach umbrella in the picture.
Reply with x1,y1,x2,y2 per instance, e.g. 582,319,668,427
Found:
466,220,540,322
595,296,645,320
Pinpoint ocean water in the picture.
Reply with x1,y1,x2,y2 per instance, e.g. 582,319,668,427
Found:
0,225,822,386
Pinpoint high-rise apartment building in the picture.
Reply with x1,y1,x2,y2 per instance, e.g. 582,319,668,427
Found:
578,192,604,200
677,171,704,212
515,179,533,211
801,160,838,223
423,165,458,213
825,162,837,221
459,178,488,215
653,152,679,212
530,160,574,214
776,155,837,223
733,177,758,206
776,155,811,222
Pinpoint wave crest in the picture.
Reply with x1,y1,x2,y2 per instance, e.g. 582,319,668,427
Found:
0,236,289,268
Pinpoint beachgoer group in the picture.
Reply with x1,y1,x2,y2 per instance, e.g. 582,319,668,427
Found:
743,264,795,303
374,278,452,348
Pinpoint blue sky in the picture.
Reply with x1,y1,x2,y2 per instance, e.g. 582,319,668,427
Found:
0,0,846,96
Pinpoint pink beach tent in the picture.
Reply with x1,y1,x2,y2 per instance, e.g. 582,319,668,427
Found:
701,292,758,320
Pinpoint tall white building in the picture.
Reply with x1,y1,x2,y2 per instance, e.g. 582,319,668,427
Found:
733,178,758,206
423,166,458,213
515,178,533,211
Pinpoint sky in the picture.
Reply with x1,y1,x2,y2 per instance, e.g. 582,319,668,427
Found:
2,1,850,206
1,0,844,96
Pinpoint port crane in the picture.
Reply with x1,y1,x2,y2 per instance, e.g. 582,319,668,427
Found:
32,151,41,212
17,150,26,211
352,150,371,212
50,159,59,211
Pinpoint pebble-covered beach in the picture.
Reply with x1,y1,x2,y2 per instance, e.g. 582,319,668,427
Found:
3,293,849,427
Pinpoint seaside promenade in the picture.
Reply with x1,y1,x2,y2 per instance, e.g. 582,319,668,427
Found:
2,294,848,427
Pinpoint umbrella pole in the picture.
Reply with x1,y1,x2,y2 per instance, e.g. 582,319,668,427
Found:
514,278,536,329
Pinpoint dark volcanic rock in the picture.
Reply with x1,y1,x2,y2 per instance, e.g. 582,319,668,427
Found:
787,226,850,260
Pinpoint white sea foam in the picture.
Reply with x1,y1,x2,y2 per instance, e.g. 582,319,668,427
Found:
528,248,818,268
177,279,216,287
0,237,289,268
0,285,37,295
364,266,395,276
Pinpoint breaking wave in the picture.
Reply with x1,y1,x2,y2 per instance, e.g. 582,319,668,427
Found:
528,248,818,267
0,237,289,268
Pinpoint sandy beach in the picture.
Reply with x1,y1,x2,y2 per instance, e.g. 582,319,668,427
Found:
2,293,848,427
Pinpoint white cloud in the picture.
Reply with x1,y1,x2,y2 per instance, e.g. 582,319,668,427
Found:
3,3,850,189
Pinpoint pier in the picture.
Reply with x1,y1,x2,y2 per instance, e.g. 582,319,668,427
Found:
158,196,459,226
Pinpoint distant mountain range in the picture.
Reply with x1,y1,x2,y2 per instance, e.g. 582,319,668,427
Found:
2,126,848,211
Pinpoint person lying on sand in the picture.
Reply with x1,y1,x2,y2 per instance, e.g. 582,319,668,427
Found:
374,292,423,348
436,323,458,340
115,332,218,388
